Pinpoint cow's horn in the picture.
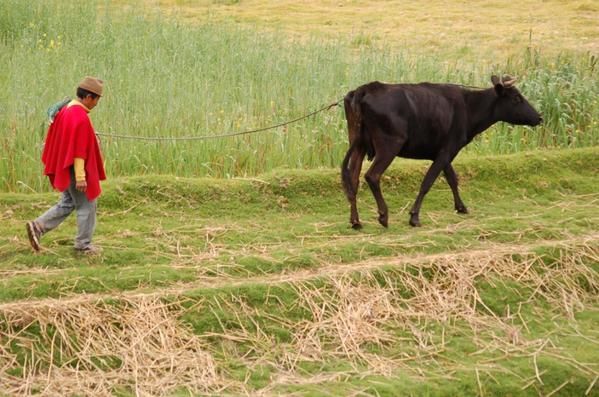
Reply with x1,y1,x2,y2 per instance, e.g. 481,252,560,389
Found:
502,75,516,87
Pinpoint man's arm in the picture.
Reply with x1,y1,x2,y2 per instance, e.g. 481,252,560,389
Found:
74,157,87,192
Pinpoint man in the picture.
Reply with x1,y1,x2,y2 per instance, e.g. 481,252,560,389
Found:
26,76,106,254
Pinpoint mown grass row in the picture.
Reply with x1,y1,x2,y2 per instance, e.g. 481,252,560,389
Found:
1,243,597,396
1,148,597,303
1,0,598,194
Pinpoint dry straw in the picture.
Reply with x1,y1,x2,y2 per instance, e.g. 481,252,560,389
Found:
1,238,597,394
0,297,220,396
275,241,599,386
200,239,598,393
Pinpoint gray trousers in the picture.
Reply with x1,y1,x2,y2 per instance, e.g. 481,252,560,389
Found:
36,170,97,250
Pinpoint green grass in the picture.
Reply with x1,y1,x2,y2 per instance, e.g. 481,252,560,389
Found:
1,0,598,193
1,148,597,299
1,148,598,394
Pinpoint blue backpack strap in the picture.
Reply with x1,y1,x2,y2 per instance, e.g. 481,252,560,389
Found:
47,97,71,124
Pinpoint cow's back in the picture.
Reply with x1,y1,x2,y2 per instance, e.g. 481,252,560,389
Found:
355,82,465,160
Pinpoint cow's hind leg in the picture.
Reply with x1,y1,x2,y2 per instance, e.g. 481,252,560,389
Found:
348,147,366,229
443,164,468,214
341,141,366,229
364,150,397,228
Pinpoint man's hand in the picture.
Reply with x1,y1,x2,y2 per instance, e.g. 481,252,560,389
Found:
76,180,87,192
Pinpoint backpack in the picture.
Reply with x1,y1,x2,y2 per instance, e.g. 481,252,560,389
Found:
46,96,71,125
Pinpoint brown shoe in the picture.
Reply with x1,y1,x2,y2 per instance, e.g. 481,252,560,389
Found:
74,245,102,255
26,221,42,252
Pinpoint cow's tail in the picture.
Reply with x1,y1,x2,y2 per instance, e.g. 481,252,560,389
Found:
341,89,365,200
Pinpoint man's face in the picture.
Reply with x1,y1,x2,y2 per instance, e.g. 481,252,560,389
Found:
82,95,100,110
89,96,100,110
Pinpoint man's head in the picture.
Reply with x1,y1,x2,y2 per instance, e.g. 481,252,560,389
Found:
77,76,103,110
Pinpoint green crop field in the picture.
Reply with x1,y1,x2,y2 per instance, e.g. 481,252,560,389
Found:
1,0,598,191
1,1,598,396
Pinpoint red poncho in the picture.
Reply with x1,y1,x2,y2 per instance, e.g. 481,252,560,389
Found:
42,103,106,201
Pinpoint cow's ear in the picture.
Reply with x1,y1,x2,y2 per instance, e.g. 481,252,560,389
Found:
491,75,504,95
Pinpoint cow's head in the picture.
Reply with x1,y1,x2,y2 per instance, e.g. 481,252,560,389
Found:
492,75,542,126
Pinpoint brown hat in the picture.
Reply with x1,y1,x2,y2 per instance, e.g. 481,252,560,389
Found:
78,76,104,96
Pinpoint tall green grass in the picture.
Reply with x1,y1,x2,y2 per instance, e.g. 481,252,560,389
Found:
1,0,597,193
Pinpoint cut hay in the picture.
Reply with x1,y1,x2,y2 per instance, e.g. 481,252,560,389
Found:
0,238,597,393
284,276,400,373
0,297,220,396
279,241,599,380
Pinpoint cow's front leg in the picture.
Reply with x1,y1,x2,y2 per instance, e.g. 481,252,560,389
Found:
410,158,448,227
443,164,468,214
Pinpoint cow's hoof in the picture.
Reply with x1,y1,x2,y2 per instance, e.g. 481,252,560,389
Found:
378,215,388,228
351,222,363,230
456,205,469,214
409,216,421,227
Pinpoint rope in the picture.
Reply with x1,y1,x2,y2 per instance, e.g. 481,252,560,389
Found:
95,100,341,141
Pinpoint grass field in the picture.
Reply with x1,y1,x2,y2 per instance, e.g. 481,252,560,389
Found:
1,0,598,396
1,148,598,395
142,0,599,58
1,0,598,192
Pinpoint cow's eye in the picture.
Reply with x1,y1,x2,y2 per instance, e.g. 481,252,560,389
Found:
513,94,523,104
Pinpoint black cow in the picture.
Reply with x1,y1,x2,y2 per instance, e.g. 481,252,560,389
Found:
341,75,542,229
